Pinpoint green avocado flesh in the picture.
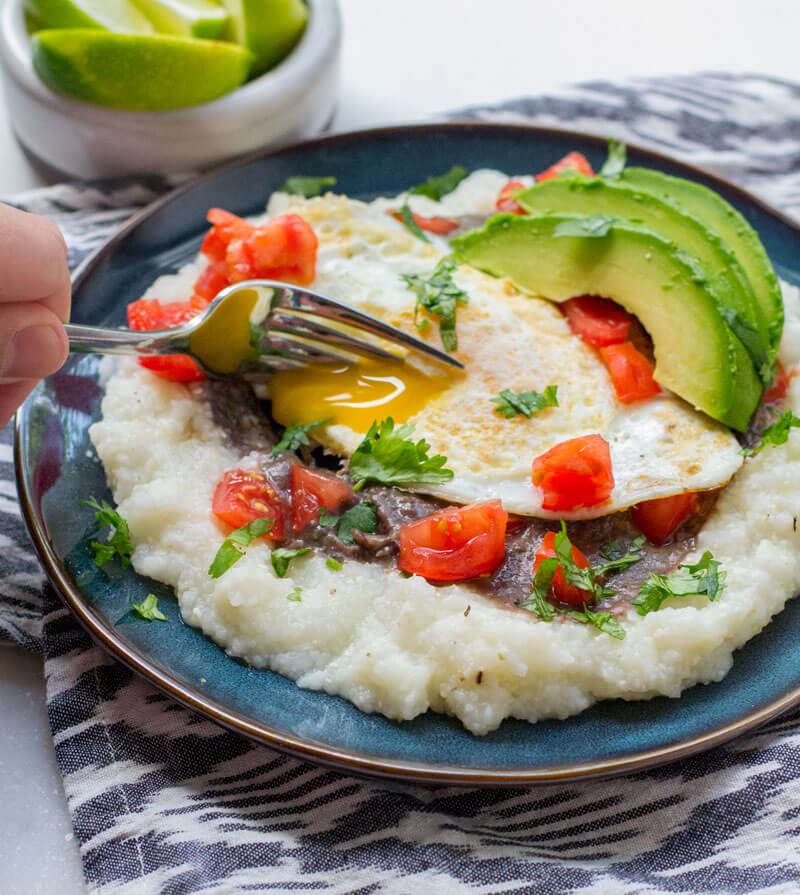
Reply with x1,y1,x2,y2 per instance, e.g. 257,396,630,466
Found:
515,175,772,383
452,214,762,431
31,29,254,110
621,167,784,359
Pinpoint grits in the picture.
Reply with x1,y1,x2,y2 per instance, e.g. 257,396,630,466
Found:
90,262,800,734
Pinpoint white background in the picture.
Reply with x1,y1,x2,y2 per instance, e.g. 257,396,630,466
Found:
0,1,797,891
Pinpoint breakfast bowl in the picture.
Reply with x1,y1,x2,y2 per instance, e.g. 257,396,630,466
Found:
0,0,341,179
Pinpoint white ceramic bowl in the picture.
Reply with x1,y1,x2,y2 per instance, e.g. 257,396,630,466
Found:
0,0,341,179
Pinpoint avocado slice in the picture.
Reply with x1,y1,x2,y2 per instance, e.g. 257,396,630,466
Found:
514,175,772,383
620,167,783,360
451,214,762,431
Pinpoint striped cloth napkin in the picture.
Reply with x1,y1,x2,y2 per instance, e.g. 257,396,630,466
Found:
4,73,800,894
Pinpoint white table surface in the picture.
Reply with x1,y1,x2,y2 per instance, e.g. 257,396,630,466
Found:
1,1,799,891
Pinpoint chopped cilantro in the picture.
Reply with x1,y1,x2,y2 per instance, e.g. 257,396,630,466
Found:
318,500,378,545
273,418,330,456
553,214,615,239
741,410,800,457
271,547,310,578
348,418,454,491
280,175,336,197
593,536,646,577
287,586,303,602
130,594,168,622
720,308,774,384
566,605,626,639
79,496,133,569
599,139,627,180
396,202,431,243
409,165,468,200
633,551,726,616
208,517,274,579
401,255,468,352
520,557,558,620
326,557,343,571
491,385,559,419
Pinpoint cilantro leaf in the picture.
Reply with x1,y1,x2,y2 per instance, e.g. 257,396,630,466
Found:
720,308,774,385
326,557,343,571
633,551,726,616
273,419,330,456
409,165,468,200
287,586,303,602
271,547,310,578
348,418,454,491
396,202,431,243
79,496,133,569
592,536,646,577
491,385,559,419
600,139,627,180
520,557,558,620
130,594,168,622
208,517,274,578
566,605,626,640
552,523,613,598
741,410,800,457
401,255,468,352
280,175,336,197
553,214,615,239
318,500,378,545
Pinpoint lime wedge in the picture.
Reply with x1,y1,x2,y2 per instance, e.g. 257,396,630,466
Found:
32,30,255,110
24,0,155,33
131,0,231,40
220,0,307,76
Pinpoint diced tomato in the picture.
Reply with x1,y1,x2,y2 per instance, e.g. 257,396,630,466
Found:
290,465,353,531
202,208,254,262
390,209,460,234
226,213,318,286
193,261,231,302
599,342,661,403
562,295,634,346
631,492,699,545
763,363,796,406
495,180,527,215
398,500,508,581
126,297,206,382
532,434,615,512
212,469,284,540
533,530,593,605
536,151,595,182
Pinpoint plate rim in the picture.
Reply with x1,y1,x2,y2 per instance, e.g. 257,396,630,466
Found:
17,120,800,786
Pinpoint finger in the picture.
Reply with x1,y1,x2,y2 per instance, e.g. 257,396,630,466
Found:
0,302,69,383
0,205,71,321
0,379,37,429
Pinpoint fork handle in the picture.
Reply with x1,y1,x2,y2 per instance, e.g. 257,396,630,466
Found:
65,323,184,357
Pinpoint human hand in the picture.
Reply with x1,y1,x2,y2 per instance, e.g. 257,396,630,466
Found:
0,203,70,428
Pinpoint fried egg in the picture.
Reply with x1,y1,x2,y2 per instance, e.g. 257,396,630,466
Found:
263,189,743,520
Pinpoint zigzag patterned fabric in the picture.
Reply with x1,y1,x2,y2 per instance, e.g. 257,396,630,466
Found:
4,73,800,894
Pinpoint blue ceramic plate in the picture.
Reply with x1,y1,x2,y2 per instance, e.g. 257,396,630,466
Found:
16,124,800,785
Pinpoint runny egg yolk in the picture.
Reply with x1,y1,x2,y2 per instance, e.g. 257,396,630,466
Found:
269,359,452,431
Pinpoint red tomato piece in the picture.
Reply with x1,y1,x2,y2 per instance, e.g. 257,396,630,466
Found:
562,295,634,346
290,465,353,531
536,151,595,182
193,261,230,302
226,213,318,286
390,209,460,234
532,434,615,512
631,493,699,545
212,469,284,540
495,180,527,214
763,363,796,406
599,342,661,403
126,297,206,382
202,208,254,262
533,530,593,605
398,500,508,581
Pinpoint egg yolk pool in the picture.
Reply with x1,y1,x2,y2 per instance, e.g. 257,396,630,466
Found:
269,359,452,430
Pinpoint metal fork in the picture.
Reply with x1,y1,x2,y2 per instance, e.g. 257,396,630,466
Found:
65,279,464,378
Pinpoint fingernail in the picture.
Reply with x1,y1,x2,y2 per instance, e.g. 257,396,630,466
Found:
1,325,64,379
